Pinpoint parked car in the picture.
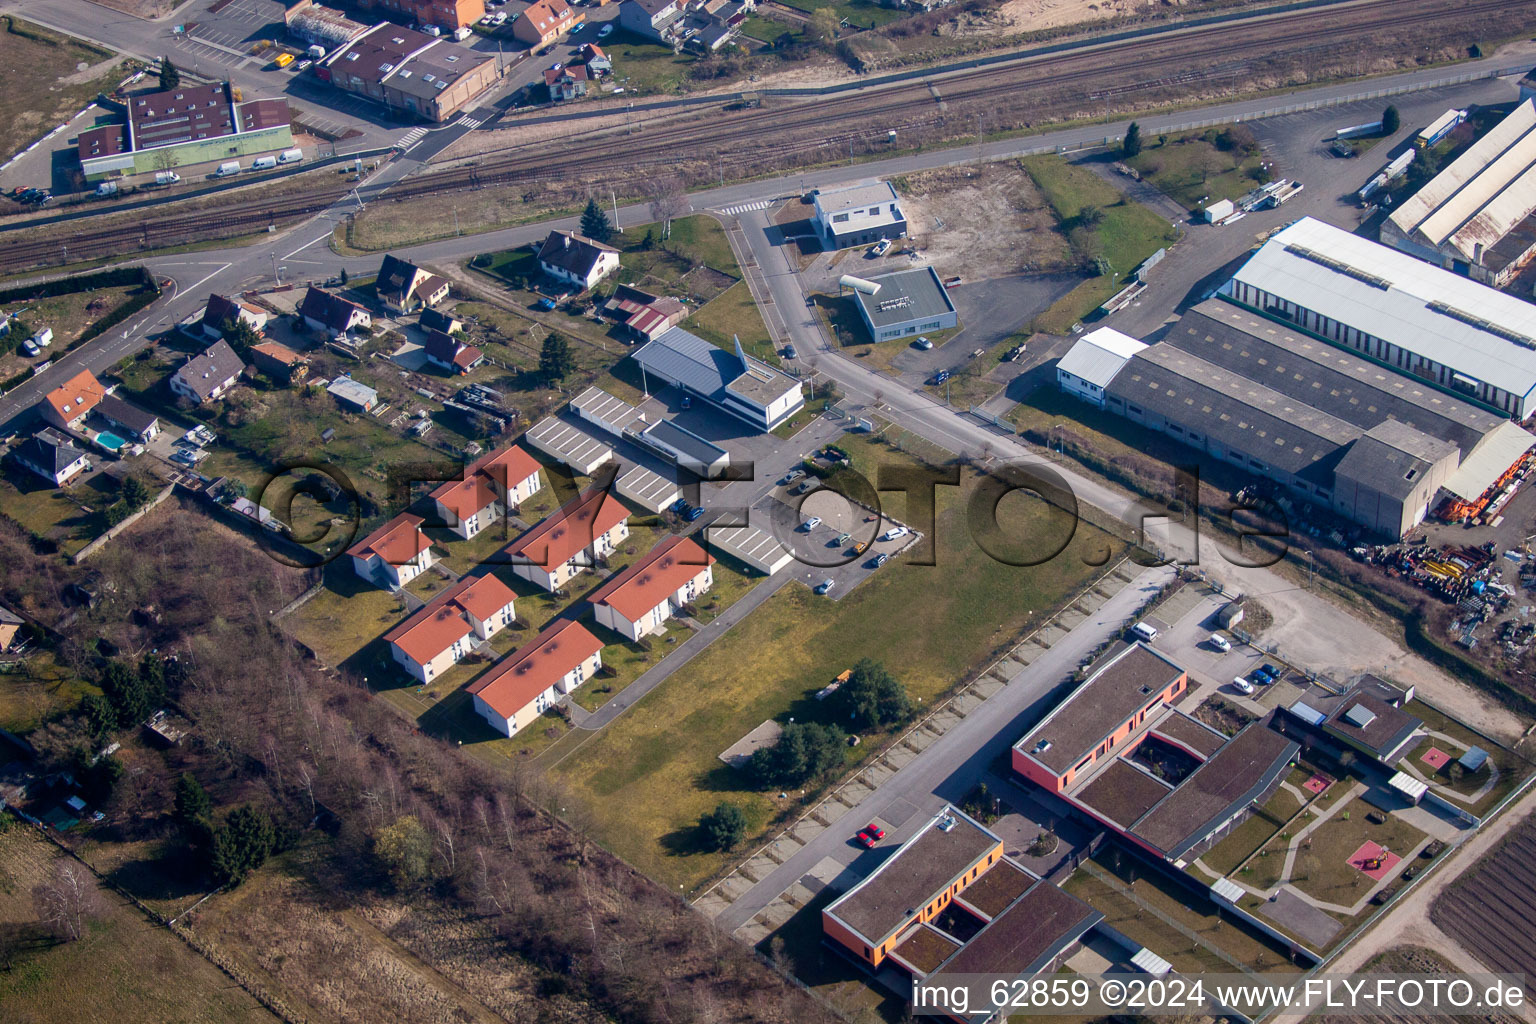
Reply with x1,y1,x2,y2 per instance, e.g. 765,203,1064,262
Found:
929,369,951,386
801,516,822,531
680,395,692,410
20,339,39,356
684,504,704,521
782,344,798,360
867,238,891,258
814,578,835,596
880,525,910,542
791,480,813,495
833,532,851,547
1261,662,1281,680
1232,676,1256,695
780,469,805,485
535,297,557,311
1252,668,1275,685
671,498,690,515
863,822,885,841
873,552,889,568
1208,633,1232,653
598,23,614,36
1130,621,1159,642
914,336,933,350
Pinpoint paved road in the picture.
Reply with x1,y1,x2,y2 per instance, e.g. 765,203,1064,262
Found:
710,561,1174,934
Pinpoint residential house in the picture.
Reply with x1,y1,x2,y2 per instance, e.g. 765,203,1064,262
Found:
170,339,245,405
605,284,687,342
500,485,629,592
423,328,484,375
420,308,463,335
588,535,714,640
684,0,753,51
536,230,621,291
251,341,311,384
467,618,604,736
430,443,543,538
93,393,161,442
11,430,89,487
298,286,371,338
36,369,106,431
201,293,269,341
377,254,451,314
512,0,583,47
619,0,684,42
347,513,436,589
384,572,517,683
581,43,612,75
0,605,21,652
544,64,588,102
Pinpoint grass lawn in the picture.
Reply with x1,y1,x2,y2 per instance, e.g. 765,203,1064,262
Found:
283,562,411,667
1125,126,1268,213
770,393,831,440
1021,154,1178,335
738,15,782,42
602,30,698,95
0,467,120,556
0,18,119,163
685,280,778,365
776,0,906,29
1288,800,1427,908
0,825,278,1024
1202,786,1302,876
552,433,1122,892
0,652,98,734
1399,700,1529,816
572,619,691,712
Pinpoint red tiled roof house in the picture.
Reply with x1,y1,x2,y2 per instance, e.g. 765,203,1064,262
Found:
588,535,714,641
36,369,106,431
385,573,517,683
348,513,436,589
467,619,604,736
500,486,629,593
430,444,544,540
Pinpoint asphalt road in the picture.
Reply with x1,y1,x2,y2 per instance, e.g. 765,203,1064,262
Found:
709,561,1175,934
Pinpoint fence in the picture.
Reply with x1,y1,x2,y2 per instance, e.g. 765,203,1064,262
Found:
72,483,175,563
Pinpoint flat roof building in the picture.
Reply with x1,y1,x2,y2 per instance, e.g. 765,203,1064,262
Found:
1383,99,1536,288
635,418,729,479
570,386,646,437
1223,216,1536,418
525,417,614,476
614,464,679,513
812,180,908,249
318,21,501,123
705,523,794,574
632,328,803,432
77,81,293,180
851,266,958,343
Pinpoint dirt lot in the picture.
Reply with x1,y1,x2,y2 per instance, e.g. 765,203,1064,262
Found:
895,162,1070,282
85,0,193,16
987,0,1150,34
0,18,122,164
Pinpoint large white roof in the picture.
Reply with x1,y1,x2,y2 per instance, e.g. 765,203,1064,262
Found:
1389,99,1536,263
1226,217,1536,404
1443,419,1536,501
1057,327,1148,388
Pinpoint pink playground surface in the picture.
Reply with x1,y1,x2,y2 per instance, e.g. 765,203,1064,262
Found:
1303,772,1332,795
1421,747,1451,770
1349,841,1402,882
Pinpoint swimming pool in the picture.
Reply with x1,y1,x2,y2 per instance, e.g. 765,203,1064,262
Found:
95,431,127,451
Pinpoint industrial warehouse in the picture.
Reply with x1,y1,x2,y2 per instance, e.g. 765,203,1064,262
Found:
846,266,959,343
1222,217,1536,418
1381,98,1536,287
631,328,804,432
1061,297,1536,538
76,81,293,181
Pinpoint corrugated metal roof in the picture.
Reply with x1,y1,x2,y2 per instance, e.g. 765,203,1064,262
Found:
1226,218,1536,404
1388,771,1428,801
1057,327,1147,388
707,523,793,574
1442,419,1536,501
615,464,679,512
525,417,613,472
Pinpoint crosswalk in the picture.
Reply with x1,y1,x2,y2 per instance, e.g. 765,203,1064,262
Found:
395,126,429,150
454,114,486,129
719,199,773,216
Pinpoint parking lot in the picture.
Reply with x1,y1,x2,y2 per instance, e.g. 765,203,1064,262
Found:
759,478,919,601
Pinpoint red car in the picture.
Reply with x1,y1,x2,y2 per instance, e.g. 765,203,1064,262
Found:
856,823,886,848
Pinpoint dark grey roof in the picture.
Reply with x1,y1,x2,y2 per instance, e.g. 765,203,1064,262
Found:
640,418,728,466
1108,343,1358,482
855,267,956,329
1170,301,1500,455
1334,420,1458,500
632,327,800,410
537,230,618,279
201,293,241,331
172,340,245,402
13,432,85,479
298,287,365,331
94,393,158,435
419,307,461,333
0,605,20,627
1311,685,1421,760
377,254,423,305
627,0,677,16
929,875,1102,990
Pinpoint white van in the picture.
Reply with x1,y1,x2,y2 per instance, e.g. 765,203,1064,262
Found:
250,155,278,171
32,327,53,348
155,170,181,185
216,161,242,177
1130,621,1159,642
452,25,472,40
95,180,119,196
278,148,303,165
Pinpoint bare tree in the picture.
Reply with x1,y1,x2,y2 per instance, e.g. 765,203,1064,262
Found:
645,175,688,241
32,860,105,943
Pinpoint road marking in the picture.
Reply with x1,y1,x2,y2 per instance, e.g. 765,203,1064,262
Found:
719,199,772,215
177,263,232,298
396,126,429,150
452,114,484,129
284,232,332,259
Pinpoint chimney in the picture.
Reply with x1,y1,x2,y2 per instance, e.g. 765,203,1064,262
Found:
563,234,571,249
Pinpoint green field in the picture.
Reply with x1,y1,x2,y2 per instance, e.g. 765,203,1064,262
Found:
602,30,699,95
0,652,97,734
0,467,122,556
1125,126,1269,212
685,280,778,364
0,17,120,164
1021,155,1178,334
552,434,1122,891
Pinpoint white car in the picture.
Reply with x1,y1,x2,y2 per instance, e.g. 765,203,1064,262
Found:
598,23,614,36
880,525,910,542
868,238,891,258
1208,633,1232,653
1232,676,1255,695
914,336,933,350
801,516,822,532
492,10,508,23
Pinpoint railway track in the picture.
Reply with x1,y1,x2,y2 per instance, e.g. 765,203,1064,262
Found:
0,0,1527,277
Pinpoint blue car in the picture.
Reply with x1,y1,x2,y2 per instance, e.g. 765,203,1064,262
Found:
535,297,557,311
685,505,704,521
671,498,691,515
1252,668,1275,685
